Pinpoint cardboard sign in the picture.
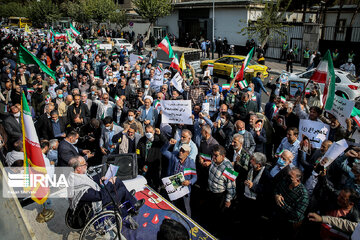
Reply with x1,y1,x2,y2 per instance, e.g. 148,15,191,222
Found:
162,172,189,201
322,139,349,168
161,100,193,125
328,95,355,128
299,119,330,148
171,72,183,92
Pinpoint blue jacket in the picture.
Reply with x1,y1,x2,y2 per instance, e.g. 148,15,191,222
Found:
252,76,268,94
161,143,197,192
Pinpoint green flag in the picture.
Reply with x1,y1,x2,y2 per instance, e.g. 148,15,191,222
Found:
351,107,360,117
18,44,56,80
230,67,234,78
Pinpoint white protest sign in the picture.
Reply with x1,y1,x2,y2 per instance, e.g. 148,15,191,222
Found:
99,44,112,50
208,64,214,75
161,100,193,125
161,172,189,201
130,53,140,66
328,95,355,128
202,103,209,115
203,70,211,78
299,119,330,148
70,41,81,50
322,139,349,168
171,72,183,92
151,74,163,87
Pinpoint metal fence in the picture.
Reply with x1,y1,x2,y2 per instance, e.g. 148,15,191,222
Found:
321,26,360,42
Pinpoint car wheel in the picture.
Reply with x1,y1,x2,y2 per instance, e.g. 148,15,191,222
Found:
335,91,348,99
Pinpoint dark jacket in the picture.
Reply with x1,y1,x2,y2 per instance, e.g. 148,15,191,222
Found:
214,121,234,149
249,128,267,154
58,140,87,166
42,117,67,140
233,99,258,122
67,103,91,129
3,115,22,145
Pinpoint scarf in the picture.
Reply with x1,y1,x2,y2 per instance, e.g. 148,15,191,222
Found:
68,172,102,212
244,166,265,200
119,134,129,154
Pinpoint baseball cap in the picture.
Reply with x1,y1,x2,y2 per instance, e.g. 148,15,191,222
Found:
180,144,191,152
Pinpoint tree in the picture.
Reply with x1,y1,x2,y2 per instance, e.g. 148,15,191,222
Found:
27,0,61,28
239,0,292,48
110,7,129,32
85,0,115,27
0,2,29,18
131,0,172,44
60,0,90,24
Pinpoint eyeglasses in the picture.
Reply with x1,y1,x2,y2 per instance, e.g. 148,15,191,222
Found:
80,162,88,167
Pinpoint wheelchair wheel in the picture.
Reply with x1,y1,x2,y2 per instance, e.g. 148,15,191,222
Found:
65,204,93,231
80,210,122,240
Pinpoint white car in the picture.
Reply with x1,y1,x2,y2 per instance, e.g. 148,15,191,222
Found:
112,38,133,53
287,68,360,100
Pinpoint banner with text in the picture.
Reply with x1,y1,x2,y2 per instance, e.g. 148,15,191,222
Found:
171,72,183,92
299,119,330,148
328,95,355,128
161,100,192,125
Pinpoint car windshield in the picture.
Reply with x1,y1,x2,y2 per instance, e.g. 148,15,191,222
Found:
116,39,128,44
249,59,260,66
346,73,357,83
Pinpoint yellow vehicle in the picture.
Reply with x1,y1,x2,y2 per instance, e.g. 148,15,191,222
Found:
201,55,269,80
8,17,32,28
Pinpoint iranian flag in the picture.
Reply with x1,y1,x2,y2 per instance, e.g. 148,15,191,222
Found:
223,168,238,181
158,36,173,58
184,168,196,176
251,95,256,101
238,80,248,89
170,54,182,74
310,50,336,110
352,107,360,127
222,84,230,91
235,47,254,81
273,104,278,115
200,153,211,162
280,96,286,103
305,88,311,95
154,100,161,110
115,95,120,101
156,65,163,74
21,92,49,204
70,23,80,37
138,56,144,60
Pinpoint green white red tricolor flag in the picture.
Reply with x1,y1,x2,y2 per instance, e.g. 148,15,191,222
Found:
222,84,230,90
158,36,174,59
351,107,360,127
238,80,248,89
70,23,80,37
21,92,49,204
310,50,336,111
170,54,182,74
184,168,196,176
280,96,286,103
235,47,254,81
223,168,238,181
200,153,211,162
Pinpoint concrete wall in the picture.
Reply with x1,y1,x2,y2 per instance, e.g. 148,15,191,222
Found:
156,10,179,37
210,8,248,46
121,22,151,37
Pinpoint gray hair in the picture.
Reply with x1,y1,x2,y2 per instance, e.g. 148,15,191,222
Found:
287,102,294,109
252,152,267,166
282,149,294,161
49,139,58,149
182,129,193,138
233,133,244,144
68,156,83,169
202,125,212,135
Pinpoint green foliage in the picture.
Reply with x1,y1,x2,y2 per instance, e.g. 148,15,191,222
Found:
0,2,29,18
240,0,292,47
60,0,90,24
84,0,115,25
110,7,129,31
27,0,61,27
131,0,173,24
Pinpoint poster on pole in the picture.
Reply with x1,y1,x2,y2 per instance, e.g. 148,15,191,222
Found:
161,100,193,125
328,95,355,128
171,72,183,92
161,172,189,201
299,119,330,148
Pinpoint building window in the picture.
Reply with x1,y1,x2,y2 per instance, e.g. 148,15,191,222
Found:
337,19,346,33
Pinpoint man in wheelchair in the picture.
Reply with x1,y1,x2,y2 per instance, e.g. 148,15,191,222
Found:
67,156,145,221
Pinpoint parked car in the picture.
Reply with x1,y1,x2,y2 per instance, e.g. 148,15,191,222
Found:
287,68,360,100
200,55,269,79
112,38,133,53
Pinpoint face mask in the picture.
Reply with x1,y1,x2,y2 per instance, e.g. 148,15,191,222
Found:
128,116,134,122
145,69,150,75
52,118,59,123
276,84,280,88
220,118,226,125
145,132,153,139
58,94,63,98
144,84,149,89
91,91,95,95
238,130,245,135
105,126,111,131
277,157,286,167
198,119,204,125
254,127,261,131
72,139,78,145
13,112,20,117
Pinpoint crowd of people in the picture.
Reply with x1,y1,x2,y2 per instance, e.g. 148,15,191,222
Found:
0,26,360,240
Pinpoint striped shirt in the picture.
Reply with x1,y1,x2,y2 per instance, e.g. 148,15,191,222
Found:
275,180,309,223
208,158,236,202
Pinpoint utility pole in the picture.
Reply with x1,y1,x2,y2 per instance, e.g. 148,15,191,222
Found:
212,0,215,59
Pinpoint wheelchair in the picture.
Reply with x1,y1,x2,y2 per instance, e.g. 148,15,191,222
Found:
65,165,136,239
